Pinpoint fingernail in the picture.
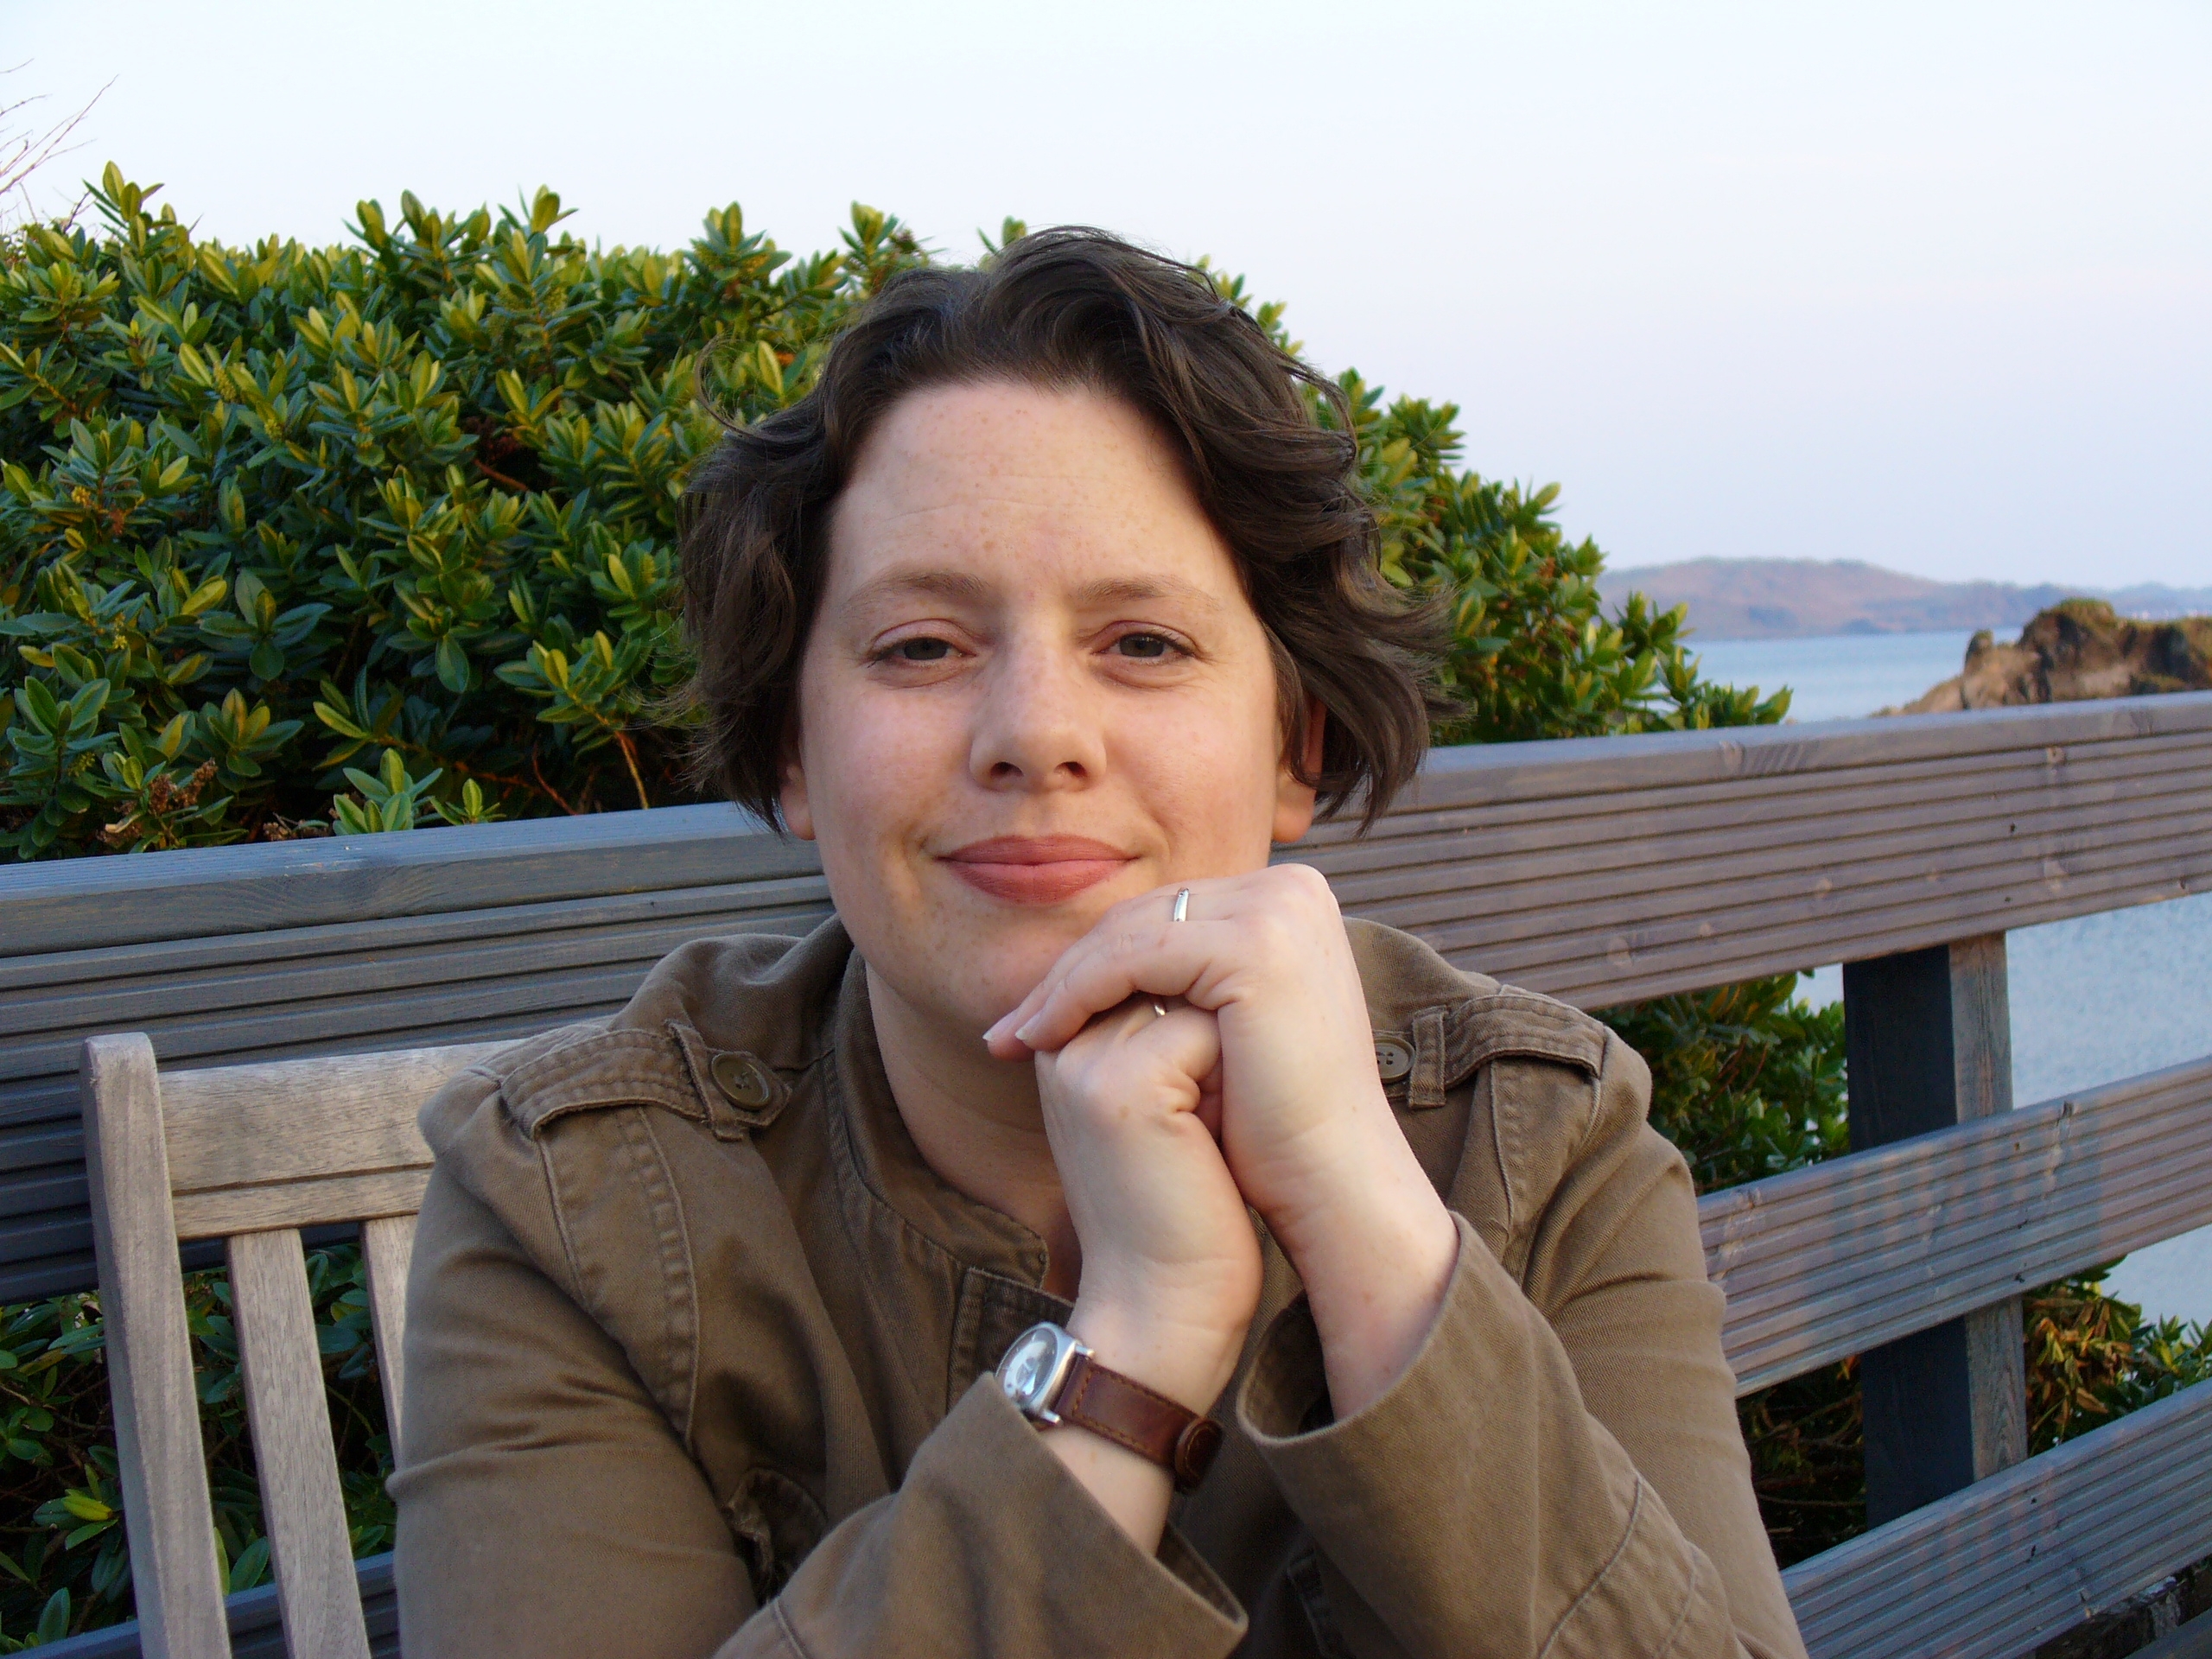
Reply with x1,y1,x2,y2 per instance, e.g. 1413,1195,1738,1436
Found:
1014,1019,1038,1044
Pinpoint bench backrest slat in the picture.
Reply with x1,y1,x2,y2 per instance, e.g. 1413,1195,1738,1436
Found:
360,1216,416,1463
227,1228,372,1659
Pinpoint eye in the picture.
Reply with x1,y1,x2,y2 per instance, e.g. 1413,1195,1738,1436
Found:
889,637,953,663
1114,632,1177,660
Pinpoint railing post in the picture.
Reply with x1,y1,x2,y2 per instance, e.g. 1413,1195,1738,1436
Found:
1842,933,2030,1525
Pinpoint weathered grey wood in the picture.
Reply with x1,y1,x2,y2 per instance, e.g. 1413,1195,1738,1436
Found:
227,1227,373,1659
81,1031,467,1659
158,1044,505,1240
1704,1055,2212,1392
359,1216,415,1463
79,1035,228,1659
174,1171,433,1242
1783,1376,2212,1659
1842,936,2028,1523
2,801,803,953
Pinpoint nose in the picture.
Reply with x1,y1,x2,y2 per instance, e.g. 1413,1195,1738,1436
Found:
968,634,1106,794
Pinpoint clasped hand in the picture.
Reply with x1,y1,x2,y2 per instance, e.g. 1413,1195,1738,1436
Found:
983,864,1459,1422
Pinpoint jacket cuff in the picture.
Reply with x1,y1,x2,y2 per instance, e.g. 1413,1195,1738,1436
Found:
1235,1211,1688,1654
771,1376,1245,1657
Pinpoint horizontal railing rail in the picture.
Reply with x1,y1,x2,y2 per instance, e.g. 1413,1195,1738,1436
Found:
1707,1055,2212,1392
1783,1377,2212,1659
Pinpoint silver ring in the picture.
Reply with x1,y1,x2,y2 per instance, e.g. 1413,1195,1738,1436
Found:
1153,1000,1169,1018
1172,887,1192,924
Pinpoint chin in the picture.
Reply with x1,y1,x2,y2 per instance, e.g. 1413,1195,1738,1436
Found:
961,921,1088,1007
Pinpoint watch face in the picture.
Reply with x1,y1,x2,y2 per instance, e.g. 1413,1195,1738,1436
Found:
1000,1327,1060,1409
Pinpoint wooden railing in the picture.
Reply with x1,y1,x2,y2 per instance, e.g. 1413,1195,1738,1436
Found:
5,690,2209,1659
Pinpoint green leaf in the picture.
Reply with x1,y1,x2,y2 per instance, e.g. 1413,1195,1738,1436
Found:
314,702,371,741
60,1492,111,1524
228,1535,270,1593
434,636,470,693
17,678,60,731
35,1586,69,1643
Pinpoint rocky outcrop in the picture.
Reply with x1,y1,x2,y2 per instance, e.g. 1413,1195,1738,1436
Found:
1888,599,2212,714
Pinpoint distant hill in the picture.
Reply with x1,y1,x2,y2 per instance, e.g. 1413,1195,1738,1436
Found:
1597,558,2212,640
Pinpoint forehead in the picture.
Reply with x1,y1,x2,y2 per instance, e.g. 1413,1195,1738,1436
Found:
823,380,1240,599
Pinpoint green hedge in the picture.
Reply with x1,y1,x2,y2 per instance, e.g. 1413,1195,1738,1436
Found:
0,168,1777,863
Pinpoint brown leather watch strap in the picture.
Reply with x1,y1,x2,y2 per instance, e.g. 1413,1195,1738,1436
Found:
1052,1351,1224,1492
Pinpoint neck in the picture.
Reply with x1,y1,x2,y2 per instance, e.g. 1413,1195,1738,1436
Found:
866,963,1082,1298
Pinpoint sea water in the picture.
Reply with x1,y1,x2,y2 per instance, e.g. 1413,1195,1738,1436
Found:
1681,630,2209,1325
1688,629,1980,721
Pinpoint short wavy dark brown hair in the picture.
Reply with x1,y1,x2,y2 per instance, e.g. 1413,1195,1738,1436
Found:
678,227,1446,831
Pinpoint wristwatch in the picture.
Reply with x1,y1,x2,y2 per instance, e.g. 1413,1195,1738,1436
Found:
996,1321,1225,1492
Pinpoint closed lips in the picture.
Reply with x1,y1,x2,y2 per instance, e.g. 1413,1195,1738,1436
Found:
942,837,1135,904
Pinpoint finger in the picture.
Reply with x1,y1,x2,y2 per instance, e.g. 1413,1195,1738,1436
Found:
1007,918,1237,1054
1088,1004,1223,1108
1134,1004,1223,1098
983,882,1223,1056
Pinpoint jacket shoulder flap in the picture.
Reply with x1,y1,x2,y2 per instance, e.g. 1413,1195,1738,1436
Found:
1446,988,1616,1276
1445,988,1610,1084
497,1021,791,1142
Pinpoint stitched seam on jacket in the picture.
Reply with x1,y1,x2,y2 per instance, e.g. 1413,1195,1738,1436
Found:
533,1128,591,1310
1534,1472,1646,1659
1561,1029,1613,1170
612,1105,700,1446
636,1106,703,1447
1484,1068,1516,1244
770,1596,817,1659
820,1049,962,1268
1446,993,1607,1085
1649,1543,1703,1659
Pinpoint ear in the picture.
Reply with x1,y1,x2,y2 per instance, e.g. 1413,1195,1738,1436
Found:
779,751,817,842
1271,696,1326,844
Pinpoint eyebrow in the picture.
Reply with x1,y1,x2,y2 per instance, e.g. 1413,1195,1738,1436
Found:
846,568,1226,613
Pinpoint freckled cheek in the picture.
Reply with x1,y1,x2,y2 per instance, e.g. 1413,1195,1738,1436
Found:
1113,693,1283,867
805,681,969,869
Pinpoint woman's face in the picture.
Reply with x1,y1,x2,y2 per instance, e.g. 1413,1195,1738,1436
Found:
783,380,1318,1037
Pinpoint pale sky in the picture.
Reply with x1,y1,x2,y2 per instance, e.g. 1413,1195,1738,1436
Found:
7,0,2209,588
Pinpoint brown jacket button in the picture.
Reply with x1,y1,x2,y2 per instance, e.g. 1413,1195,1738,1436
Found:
1374,1036,1414,1081
710,1052,775,1109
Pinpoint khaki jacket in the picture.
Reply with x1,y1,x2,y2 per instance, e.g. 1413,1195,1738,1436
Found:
392,917,1807,1659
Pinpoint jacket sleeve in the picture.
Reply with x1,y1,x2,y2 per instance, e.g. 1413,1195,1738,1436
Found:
1234,1033,1808,1659
391,1156,1246,1659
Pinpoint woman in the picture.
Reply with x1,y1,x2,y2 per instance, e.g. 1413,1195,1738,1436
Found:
392,229,1807,1659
